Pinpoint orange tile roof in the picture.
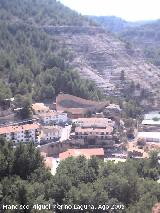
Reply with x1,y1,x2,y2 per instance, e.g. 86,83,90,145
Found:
0,123,39,135
59,148,104,160
75,126,113,134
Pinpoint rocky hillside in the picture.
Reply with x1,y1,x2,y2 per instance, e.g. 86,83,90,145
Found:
45,26,160,103
88,16,153,33
0,0,160,106
119,20,160,67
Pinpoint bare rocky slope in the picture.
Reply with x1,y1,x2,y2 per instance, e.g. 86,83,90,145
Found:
45,26,160,103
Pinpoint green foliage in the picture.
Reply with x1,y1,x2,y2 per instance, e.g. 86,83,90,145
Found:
0,0,102,107
0,137,159,212
14,94,33,119
0,138,53,213
0,0,92,26
0,80,12,103
51,155,159,212
119,20,160,67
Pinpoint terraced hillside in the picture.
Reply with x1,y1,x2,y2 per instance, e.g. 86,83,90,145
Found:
1,0,160,107
45,26,160,103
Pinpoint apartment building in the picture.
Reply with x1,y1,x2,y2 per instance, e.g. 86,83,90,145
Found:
40,111,68,125
73,117,115,128
0,123,40,144
72,118,115,147
40,126,63,142
59,148,104,160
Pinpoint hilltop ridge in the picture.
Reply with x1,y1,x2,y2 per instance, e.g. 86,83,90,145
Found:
0,0,160,107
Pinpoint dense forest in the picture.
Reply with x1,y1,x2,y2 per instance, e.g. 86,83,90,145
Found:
0,138,159,213
0,0,102,106
0,0,93,26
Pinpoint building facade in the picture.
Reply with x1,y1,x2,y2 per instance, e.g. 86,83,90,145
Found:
40,111,68,125
40,126,63,143
0,123,40,144
71,118,115,147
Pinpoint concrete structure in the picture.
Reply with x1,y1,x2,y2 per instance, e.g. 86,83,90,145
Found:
144,112,160,120
40,126,63,142
72,118,114,147
142,120,160,125
104,158,126,163
59,148,104,160
40,111,68,125
40,152,59,175
138,132,160,143
73,117,115,128
0,123,40,144
56,93,108,119
39,141,70,157
60,125,72,142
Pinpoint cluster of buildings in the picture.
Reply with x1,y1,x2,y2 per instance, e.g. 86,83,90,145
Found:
138,111,160,145
0,123,40,144
71,117,115,148
0,102,69,144
0,93,128,174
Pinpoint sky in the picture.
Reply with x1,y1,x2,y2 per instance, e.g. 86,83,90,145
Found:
59,0,160,22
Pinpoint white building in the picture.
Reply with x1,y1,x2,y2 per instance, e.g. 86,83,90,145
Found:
40,126,63,142
142,120,160,126
138,132,160,143
40,111,68,125
144,111,160,120
0,123,40,144
73,117,115,128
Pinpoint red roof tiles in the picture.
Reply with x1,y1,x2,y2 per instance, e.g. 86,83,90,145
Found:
59,148,104,160
0,123,39,135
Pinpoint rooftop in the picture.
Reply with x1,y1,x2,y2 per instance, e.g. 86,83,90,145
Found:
138,132,160,139
74,117,114,128
59,148,104,160
41,126,62,134
144,111,160,120
142,120,160,125
39,110,66,118
0,123,39,135
75,126,113,134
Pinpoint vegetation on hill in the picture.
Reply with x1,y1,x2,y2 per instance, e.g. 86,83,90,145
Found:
88,16,152,33
119,20,160,67
0,0,103,106
89,15,160,68
0,0,92,26
0,138,159,213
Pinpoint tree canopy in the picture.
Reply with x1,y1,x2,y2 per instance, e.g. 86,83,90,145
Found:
0,138,159,213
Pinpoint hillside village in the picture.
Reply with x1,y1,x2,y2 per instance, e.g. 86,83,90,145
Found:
0,0,160,211
0,93,160,174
